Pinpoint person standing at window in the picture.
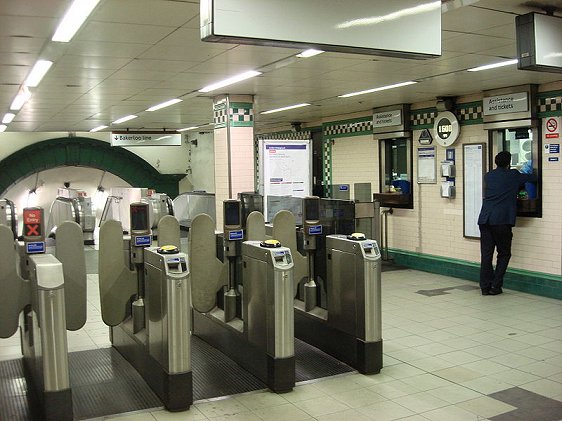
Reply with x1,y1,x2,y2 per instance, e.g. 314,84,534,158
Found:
477,151,537,296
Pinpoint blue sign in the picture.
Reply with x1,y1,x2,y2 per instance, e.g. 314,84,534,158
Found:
228,230,244,241
134,235,152,247
273,251,285,257
26,241,45,254
548,157,559,162
308,225,322,235
339,185,349,191
549,144,560,154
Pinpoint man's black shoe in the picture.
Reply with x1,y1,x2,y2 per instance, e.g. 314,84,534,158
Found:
489,288,503,295
481,289,490,296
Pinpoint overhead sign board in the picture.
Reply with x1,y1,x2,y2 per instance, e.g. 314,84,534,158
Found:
483,92,529,116
111,132,182,147
373,110,402,128
201,0,441,58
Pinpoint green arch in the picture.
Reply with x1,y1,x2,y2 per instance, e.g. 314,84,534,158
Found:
0,137,185,198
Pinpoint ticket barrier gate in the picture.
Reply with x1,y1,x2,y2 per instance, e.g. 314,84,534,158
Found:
0,207,87,421
190,201,295,392
0,198,17,239
98,203,192,411
261,197,383,374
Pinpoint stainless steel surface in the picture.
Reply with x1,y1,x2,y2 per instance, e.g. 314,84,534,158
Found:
242,241,295,358
98,220,137,326
132,298,145,334
54,221,87,331
245,211,266,241
0,225,28,338
304,251,317,312
354,184,372,203
173,192,216,229
0,199,17,238
326,235,381,341
223,288,238,323
226,95,233,199
331,185,350,200
30,254,70,392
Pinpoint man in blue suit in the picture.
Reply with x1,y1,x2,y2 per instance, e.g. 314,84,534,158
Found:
478,151,537,296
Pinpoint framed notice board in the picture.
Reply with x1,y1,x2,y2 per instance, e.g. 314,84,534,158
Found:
463,143,486,238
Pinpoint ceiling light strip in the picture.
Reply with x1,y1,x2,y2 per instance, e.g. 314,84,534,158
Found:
296,49,324,58
90,125,108,132
24,60,53,87
0,125,7,133
146,98,182,112
2,113,15,124
177,126,199,132
199,70,261,93
52,0,101,42
10,87,32,111
339,81,417,98
112,115,137,124
467,59,518,72
261,103,311,114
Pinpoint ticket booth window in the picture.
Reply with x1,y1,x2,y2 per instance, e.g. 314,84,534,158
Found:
489,127,541,217
375,138,413,209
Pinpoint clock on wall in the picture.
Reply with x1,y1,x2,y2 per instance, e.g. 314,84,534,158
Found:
433,111,460,147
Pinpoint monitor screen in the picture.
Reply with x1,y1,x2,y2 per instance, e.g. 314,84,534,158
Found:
224,201,241,226
130,203,149,232
304,197,319,221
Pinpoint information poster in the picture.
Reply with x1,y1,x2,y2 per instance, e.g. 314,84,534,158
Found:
417,147,436,183
463,143,486,238
259,139,311,221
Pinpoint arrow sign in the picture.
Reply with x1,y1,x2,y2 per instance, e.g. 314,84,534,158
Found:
110,132,182,146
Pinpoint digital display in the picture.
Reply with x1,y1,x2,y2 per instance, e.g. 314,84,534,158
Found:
304,198,319,221
130,203,149,232
224,201,241,226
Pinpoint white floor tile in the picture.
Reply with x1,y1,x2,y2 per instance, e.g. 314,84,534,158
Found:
519,378,562,398
457,396,516,418
195,398,250,418
426,384,482,404
151,407,207,420
393,391,449,413
292,396,350,417
252,403,312,421
356,400,415,420
423,404,485,421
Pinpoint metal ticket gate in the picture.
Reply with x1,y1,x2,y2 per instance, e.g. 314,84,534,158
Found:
0,207,87,421
190,200,295,392
98,204,192,411
266,198,384,374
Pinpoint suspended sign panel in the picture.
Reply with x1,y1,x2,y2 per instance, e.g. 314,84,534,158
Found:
111,132,182,147
201,0,441,58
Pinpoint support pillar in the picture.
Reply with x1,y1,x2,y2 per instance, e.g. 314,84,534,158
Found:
213,95,255,228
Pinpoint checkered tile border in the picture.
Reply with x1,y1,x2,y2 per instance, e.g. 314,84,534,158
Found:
323,118,372,137
213,101,227,129
230,103,253,127
456,104,483,123
538,94,562,115
256,131,311,141
323,138,332,198
411,109,438,128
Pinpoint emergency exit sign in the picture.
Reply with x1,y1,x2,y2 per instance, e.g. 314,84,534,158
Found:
111,132,182,146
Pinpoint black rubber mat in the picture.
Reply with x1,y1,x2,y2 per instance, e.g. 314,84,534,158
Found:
0,337,355,420
192,335,266,399
294,338,354,382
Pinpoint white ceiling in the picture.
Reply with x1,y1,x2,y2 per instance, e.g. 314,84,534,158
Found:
0,0,561,133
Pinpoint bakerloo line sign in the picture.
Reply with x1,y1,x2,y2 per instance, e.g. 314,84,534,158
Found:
110,132,182,147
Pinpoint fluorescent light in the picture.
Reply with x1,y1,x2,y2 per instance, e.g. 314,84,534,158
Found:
177,126,199,132
52,0,101,42
10,87,32,110
24,60,53,87
199,70,261,93
90,125,108,132
261,103,311,114
467,59,518,72
339,81,417,98
0,125,7,133
146,98,182,112
296,49,324,58
112,115,137,124
2,113,15,124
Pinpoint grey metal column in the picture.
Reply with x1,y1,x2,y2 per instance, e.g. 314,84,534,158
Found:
272,266,294,359
167,262,191,374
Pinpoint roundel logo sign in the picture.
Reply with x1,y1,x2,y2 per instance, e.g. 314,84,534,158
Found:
433,111,460,147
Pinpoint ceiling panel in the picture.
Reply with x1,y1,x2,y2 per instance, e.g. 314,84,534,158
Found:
0,0,560,134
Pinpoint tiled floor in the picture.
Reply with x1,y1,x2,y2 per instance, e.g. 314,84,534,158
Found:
1,267,561,420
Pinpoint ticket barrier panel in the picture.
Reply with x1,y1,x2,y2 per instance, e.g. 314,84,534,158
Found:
190,203,295,393
0,198,17,239
0,207,86,421
98,209,192,411
270,202,383,374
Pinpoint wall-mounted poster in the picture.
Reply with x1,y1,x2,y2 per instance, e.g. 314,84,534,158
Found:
463,143,486,238
417,147,436,184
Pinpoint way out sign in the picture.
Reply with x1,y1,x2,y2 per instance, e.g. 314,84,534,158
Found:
544,117,561,140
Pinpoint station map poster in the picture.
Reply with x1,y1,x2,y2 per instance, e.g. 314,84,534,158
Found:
259,139,311,222
463,143,486,238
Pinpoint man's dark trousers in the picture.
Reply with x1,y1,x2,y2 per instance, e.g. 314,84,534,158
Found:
479,224,513,291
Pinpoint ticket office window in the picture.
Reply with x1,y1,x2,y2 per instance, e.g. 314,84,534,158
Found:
489,127,541,217
375,137,413,209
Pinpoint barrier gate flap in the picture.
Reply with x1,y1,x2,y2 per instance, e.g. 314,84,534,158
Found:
245,211,266,241
272,210,308,292
99,220,137,326
157,215,181,249
0,225,29,338
189,213,227,313
55,221,87,331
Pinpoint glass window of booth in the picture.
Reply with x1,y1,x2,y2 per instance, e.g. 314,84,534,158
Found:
489,127,541,217
374,137,413,209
